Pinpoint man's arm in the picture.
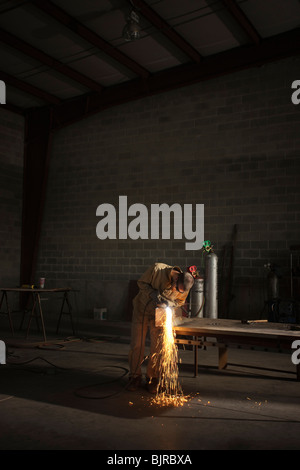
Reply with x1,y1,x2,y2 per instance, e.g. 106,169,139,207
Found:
137,263,170,306
137,264,159,302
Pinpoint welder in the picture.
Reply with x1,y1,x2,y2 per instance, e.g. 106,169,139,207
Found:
127,262,194,393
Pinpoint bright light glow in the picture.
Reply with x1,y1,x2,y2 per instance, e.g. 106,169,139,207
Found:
151,307,188,407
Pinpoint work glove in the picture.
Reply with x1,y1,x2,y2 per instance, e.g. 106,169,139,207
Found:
157,298,169,308
157,294,178,308
149,290,160,304
150,290,169,307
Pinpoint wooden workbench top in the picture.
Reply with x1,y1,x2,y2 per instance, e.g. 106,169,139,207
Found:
173,317,300,339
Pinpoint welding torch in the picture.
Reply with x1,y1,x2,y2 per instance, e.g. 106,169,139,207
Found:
155,304,174,328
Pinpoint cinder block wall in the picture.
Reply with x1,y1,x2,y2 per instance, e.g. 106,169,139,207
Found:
36,57,300,321
0,109,24,308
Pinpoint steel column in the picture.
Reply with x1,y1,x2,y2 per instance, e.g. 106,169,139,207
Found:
20,107,53,307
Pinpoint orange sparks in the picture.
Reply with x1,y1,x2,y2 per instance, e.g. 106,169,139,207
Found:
151,307,188,407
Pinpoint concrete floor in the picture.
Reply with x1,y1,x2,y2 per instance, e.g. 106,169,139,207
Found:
1,316,300,451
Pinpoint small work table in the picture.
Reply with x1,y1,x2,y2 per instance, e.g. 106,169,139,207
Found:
0,287,75,342
173,318,300,381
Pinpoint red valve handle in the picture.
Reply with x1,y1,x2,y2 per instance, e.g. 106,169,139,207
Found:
188,265,197,273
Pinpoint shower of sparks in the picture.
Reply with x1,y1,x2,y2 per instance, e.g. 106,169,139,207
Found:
151,307,189,407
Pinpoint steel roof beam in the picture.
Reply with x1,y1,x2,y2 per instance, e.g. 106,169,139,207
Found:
222,0,261,45
0,28,103,93
49,27,300,130
31,0,150,79
129,0,202,63
0,69,62,105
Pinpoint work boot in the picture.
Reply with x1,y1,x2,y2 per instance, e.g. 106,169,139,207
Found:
146,377,159,394
126,375,142,391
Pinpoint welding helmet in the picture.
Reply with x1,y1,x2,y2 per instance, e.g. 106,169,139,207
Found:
176,272,194,293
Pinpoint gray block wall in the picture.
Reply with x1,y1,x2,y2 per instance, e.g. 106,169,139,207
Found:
3,56,299,323
0,109,24,313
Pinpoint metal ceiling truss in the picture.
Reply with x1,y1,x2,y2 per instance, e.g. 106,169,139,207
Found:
0,27,103,94
31,0,150,79
128,0,202,63
0,0,299,125
0,68,62,105
221,0,261,45
51,27,300,130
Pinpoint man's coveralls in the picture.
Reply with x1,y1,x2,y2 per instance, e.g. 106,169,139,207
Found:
128,262,190,380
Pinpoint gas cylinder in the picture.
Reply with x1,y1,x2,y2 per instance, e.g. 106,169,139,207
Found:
204,252,218,319
190,277,205,317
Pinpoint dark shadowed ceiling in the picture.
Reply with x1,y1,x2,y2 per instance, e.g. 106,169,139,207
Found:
0,0,300,127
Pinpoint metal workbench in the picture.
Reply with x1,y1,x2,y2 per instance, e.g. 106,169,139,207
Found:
174,317,300,381
0,287,75,342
